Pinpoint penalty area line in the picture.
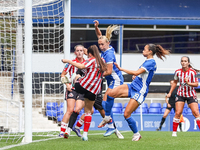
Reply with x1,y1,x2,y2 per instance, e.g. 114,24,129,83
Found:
1,131,131,150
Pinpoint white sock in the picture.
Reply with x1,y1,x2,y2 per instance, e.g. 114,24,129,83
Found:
108,123,114,128
83,131,88,137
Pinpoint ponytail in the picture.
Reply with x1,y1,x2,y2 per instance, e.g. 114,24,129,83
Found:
148,44,170,60
99,25,118,43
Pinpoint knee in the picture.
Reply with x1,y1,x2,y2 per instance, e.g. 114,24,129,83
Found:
124,112,131,119
175,111,182,118
192,110,199,118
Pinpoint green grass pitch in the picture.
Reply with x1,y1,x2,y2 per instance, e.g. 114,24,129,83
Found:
1,131,200,150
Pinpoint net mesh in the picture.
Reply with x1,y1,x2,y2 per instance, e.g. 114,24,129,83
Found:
0,0,65,143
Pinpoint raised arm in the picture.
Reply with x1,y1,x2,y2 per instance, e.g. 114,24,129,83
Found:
94,20,102,39
114,62,146,76
62,59,85,69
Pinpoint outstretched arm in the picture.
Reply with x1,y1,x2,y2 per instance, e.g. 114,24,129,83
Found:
62,59,85,69
114,62,146,76
94,20,102,39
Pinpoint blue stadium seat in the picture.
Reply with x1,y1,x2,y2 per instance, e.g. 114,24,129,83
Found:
170,108,175,114
113,103,123,109
148,108,161,114
60,102,64,108
93,108,100,114
57,114,64,122
124,103,128,108
46,110,57,117
187,108,193,115
57,106,64,116
134,108,148,114
163,103,167,108
149,103,161,108
139,103,148,109
46,102,58,110
198,103,200,109
112,107,122,114
161,108,166,114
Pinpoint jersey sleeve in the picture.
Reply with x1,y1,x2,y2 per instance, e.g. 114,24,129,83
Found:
63,63,72,73
83,58,94,68
174,70,179,80
141,60,155,72
104,52,114,64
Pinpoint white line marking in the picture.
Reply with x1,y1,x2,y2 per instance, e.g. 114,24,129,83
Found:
1,131,131,150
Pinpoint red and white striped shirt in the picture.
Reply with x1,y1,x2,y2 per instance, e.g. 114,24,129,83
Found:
174,68,198,97
63,58,84,77
79,57,103,95
63,58,84,89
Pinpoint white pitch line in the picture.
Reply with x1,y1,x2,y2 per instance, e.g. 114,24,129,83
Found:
0,131,131,150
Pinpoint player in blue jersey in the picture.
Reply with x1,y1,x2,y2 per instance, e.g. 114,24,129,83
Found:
94,20,124,138
107,44,170,141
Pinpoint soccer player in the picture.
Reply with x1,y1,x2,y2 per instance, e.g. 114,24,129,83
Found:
157,80,178,131
59,45,85,138
94,20,124,138
106,44,170,141
62,45,107,141
167,56,200,137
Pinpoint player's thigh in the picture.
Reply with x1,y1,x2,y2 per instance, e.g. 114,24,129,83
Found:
108,84,129,98
66,98,76,112
189,102,200,117
175,101,185,117
84,98,95,113
74,100,85,113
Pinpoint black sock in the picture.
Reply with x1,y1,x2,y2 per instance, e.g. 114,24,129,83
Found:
179,123,182,131
159,117,166,129
68,111,79,129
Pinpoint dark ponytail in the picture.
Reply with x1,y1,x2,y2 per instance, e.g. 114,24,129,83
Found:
148,44,170,60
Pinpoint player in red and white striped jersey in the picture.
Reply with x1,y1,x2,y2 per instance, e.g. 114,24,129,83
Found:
59,45,85,138
167,56,200,137
62,45,107,141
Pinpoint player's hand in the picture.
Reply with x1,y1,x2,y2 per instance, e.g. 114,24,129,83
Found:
167,103,171,107
132,75,136,80
62,59,69,63
114,62,121,71
166,93,171,98
93,20,99,27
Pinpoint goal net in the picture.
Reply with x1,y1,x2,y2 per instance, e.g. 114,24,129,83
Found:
0,0,66,143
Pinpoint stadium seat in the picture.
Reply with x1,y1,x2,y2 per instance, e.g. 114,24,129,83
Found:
187,108,193,115
113,103,123,109
161,108,166,114
163,103,167,108
46,110,57,117
112,107,122,114
149,103,161,108
57,114,64,122
134,108,148,114
198,103,200,109
59,102,64,108
124,103,128,108
170,108,175,114
139,103,148,109
148,108,161,114
57,106,64,116
46,102,58,110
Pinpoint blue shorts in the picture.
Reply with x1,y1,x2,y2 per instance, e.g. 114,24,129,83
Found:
127,84,145,105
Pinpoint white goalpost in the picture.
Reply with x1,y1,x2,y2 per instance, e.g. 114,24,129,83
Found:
0,0,71,143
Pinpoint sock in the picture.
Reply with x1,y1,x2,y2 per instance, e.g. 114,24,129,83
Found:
125,117,138,133
105,95,114,116
68,111,79,128
84,113,92,132
108,110,115,128
75,118,84,129
83,131,88,137
159,117,166,129
102,101,106,110
179,123,182,131
60,122,68,133
196,117,200,129
173,118,180,132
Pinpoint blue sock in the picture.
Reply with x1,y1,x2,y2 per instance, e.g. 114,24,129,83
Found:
102,101,106,110
125,117,138,133
105,95,114,116
108,110,114,125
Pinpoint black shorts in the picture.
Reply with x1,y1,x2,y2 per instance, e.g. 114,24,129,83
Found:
94,93,103,110
65,89,84,101
166,103,175,111
175,95,198,104
75,83,96,101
